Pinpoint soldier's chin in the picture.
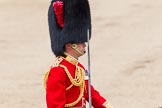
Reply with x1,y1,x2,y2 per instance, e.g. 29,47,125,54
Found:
79,51,86,56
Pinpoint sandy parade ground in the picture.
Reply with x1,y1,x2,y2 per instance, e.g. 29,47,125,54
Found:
0,0,162,108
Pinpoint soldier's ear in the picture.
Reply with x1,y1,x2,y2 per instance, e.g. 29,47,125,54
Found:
65,43,72,50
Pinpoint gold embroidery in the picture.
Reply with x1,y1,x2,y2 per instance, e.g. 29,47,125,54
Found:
103,101,113,108
64,53,78,65
52,56,64,67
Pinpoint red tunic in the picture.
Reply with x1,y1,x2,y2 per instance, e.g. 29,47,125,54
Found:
46,56,110,108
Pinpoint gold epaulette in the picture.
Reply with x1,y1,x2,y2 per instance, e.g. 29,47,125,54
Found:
44,57,64,89
51,56,64,67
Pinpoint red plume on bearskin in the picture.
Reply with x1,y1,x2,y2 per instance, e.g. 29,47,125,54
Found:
53,1,64,28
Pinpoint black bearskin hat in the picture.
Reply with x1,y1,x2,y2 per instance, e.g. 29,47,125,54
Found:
48,0,91,56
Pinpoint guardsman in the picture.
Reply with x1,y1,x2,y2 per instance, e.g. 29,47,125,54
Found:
44,0,113,107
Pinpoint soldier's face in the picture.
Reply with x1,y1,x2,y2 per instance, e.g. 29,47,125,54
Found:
77,42,86,54
65,42,86,58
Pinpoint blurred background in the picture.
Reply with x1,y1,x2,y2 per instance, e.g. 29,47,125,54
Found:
0,0,162,108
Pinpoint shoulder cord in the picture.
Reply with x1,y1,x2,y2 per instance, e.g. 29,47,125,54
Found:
59,64,85,107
